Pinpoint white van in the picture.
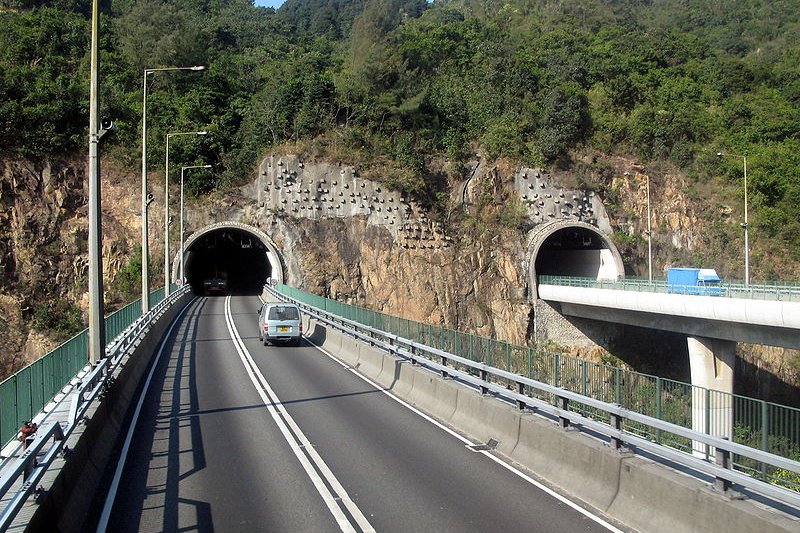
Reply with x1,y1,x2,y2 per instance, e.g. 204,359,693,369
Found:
258,303,303,346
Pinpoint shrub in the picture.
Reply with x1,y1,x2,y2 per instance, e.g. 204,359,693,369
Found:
32,298,84,340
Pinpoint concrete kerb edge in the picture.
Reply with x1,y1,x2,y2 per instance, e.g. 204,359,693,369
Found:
608,454,799,533
304,319,798,533
338,333,362,368
357,341,389,386
27,293,193,533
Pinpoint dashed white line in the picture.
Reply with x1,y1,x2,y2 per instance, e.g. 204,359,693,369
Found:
224,296,375,533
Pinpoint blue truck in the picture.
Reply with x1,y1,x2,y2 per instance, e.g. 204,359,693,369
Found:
666,268,724,296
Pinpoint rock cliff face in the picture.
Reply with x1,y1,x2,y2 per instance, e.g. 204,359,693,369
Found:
0,158,154,373
271,216,530,343
1,158,85,372
1,154,797,405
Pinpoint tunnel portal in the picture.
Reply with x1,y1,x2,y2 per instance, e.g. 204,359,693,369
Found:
176,222,284,296
527,221,624,300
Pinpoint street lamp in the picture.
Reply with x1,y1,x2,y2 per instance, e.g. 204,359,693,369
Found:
141,65,205,314
627,171,653,283
646,174,652,283
180,165,212,285
87,0,104,363
164,130,207,296
717,152,749,287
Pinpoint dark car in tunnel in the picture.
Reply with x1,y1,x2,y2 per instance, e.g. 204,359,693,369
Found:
203,278,228,296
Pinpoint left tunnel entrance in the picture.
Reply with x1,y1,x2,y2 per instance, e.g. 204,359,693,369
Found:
184,227,271,295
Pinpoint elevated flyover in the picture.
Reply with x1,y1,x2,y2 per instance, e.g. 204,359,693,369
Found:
537,276,800,447
537,278,800,349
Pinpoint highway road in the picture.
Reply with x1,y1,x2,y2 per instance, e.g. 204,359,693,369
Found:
96,295,626,532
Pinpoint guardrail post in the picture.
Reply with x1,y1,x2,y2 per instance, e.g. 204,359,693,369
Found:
760,399,768,478
714,437,732,494
557,393,570,429
705,388,711,461
517,381,526,410
441,355,448,378
656,377,662,444
410,344,417,365
480,368,489,395
610,409,623,449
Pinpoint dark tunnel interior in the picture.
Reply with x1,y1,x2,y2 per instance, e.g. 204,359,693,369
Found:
184,228,272,296
535,227,608,278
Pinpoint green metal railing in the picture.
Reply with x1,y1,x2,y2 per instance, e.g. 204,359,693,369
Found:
538,275,800,302
276,283,800,490
0,287,167,448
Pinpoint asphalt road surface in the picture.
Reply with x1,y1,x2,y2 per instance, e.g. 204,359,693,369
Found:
98,295,626,533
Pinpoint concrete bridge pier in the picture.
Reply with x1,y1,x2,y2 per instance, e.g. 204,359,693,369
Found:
688,336,735,457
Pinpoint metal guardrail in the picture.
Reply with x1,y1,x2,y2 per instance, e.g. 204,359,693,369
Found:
538,275,800,302
0,286,189,532
275,284,800,488
0,287,169,448
269,285,800,511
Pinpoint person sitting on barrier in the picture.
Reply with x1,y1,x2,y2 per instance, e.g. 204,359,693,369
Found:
17,421,38,450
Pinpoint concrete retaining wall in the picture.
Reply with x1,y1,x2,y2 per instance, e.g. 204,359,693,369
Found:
27,294,193,533
311,318,798,533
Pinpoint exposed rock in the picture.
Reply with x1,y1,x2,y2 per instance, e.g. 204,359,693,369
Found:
0,158,147,377
1,153,798,407
0,294,26,376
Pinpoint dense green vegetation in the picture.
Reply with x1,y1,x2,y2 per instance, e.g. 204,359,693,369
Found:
31,298,85,339
1,0,798,276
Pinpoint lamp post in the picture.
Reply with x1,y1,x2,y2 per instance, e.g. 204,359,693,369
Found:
141,65,205,314
87,0,105,363
646,174,652,283
164,130,207,296
627,171,654,283
180,165,212,284
717,152,749,287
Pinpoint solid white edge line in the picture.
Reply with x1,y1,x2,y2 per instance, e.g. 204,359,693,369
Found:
309,337,627,533
225,297,375,533
96,298,199,533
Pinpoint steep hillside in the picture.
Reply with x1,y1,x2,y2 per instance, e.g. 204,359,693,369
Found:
1,150,798,407
1,0,798,399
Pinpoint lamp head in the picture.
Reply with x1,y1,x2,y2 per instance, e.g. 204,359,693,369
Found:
190,66,206,71
716,152,724,158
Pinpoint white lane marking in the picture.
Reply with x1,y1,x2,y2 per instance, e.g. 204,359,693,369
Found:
309,338,627,533
224,297,375,533
97,298,200,533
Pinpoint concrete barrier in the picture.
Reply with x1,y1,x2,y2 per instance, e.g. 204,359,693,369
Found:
304,317,798,533
28,294,194,533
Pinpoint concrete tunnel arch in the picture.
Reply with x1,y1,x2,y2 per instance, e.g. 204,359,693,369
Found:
526,220,625,300
171,221,285,294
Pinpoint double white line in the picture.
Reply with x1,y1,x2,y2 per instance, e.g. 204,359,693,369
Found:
223,296,375,533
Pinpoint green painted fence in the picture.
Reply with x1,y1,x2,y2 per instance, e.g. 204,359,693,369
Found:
0,287,167,448
276,283,800,490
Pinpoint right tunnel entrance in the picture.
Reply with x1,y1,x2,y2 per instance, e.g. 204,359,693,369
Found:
528,221,625,299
